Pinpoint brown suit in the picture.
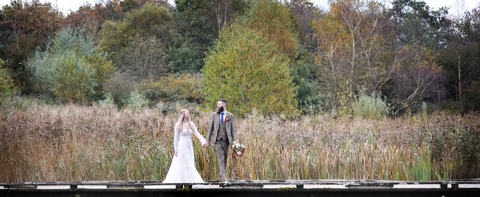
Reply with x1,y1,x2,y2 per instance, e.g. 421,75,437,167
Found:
206,111,235,181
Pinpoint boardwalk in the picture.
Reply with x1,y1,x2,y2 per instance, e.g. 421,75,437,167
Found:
1,179,480,197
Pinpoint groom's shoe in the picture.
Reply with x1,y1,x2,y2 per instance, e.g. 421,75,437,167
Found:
219,179,228,183
219,180,230,187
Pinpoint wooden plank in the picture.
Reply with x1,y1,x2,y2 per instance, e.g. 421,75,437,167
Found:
1,179,480,187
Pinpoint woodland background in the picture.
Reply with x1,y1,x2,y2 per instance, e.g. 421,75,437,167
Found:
0,0,479,182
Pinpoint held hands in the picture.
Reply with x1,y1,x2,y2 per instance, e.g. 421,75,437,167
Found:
203,141,210,148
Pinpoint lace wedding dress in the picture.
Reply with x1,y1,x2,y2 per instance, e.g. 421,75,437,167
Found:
163,124,206,183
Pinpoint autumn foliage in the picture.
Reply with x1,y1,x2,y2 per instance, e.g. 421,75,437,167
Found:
0,0,63,92
202,23,298,117
241,0,300,59
0,0,479,114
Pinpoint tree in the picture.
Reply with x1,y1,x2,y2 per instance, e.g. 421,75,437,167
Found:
98,3,172,79
27,27,114,103
240,0,300,59
0,0,63,93
202,23,298,117
164,0,251,72
65,0,169,36
175,0,250,37
438,5,480,112
312,0,392,114
286,0,323,114
390,0,453,50
165,0,216,72
313,0,445,115
120,0,171,13
389,45,445,114
288,0,318,50
290,49,320,114
64,3,105,36
116,36,166,79
99,3,172,53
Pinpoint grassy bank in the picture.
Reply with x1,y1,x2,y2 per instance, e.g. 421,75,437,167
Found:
1,96,479,182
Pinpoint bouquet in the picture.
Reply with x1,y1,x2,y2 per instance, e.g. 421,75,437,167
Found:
231,140,246,158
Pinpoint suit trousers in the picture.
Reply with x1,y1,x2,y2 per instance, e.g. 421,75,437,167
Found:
214,139,229,181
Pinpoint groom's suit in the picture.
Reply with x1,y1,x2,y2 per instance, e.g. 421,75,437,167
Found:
206,111,235,182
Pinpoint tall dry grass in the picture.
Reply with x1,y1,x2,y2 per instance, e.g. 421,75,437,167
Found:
1,96,479,182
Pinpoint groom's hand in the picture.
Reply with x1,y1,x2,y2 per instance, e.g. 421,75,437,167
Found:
204,141,210,148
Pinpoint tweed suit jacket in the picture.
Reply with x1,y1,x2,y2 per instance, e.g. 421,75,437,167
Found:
206,111,235,144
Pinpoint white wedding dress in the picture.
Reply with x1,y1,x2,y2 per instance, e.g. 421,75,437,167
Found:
163,124,206,183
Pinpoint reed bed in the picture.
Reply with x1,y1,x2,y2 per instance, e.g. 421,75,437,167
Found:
1,96,479,182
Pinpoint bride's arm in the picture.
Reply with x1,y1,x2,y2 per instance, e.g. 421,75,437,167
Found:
192,123,206,146
174,123,180,153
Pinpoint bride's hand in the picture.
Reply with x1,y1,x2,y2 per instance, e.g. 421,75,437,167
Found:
175,151,178,157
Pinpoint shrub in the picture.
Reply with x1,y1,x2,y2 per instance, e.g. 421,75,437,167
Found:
0,59,16,95
103,72,135,108
351,90,389,119
27,27,113,103
142,73,204,103
126,90,148,111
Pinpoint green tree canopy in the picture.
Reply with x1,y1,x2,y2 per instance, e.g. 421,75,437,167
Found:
166,0,216,72
390,0,452,50
202,23,298,117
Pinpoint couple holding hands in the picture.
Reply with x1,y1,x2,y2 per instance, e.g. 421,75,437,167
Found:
163,99,235,183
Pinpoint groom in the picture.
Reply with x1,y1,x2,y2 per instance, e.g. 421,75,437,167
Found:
204,99,235,182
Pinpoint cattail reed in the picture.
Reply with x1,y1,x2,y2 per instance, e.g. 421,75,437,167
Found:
1,96,479,182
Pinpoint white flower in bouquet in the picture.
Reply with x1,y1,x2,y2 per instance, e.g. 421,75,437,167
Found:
231,140,245,157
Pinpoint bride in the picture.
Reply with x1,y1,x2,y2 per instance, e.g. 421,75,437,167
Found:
163,109,206,183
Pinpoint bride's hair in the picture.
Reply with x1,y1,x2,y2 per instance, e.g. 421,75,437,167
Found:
177,109,196,131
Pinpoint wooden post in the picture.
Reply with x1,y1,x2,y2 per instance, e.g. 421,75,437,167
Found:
175,185,182,190
452,184,459,189
440,183,447,189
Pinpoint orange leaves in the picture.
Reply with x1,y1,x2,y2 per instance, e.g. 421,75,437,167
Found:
311,0,398,115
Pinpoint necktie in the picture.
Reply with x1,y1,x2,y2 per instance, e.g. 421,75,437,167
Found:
221,112,224,123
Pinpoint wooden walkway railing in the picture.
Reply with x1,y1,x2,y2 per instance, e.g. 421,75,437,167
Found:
1,179,479,197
